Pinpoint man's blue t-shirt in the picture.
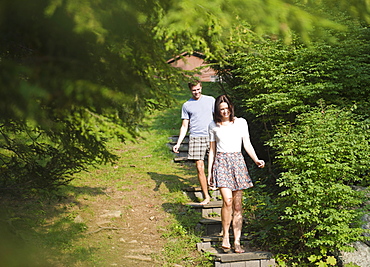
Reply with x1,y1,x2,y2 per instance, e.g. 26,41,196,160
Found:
181,95,215,137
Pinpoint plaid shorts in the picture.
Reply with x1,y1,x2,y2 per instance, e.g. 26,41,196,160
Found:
188,136,209,161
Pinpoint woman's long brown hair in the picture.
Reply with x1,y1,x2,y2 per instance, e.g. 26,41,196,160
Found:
214,94,235,123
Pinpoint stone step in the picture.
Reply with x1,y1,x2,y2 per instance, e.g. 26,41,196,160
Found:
184,186,222,202
197,219,253,238
168,135,189,144
184,187,222,219
197,217,223,236
165,151,189,162
201,235,250,243
187,200,222,218
197,242,276,267
167,135,190,162
173,156,189,162
199,217,222,225
188,200,222,209
172,153,209,162
165,142,189,152
168,135,211,163
184,186,220,193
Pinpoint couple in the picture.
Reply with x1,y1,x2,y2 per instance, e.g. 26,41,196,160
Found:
173,82,265,253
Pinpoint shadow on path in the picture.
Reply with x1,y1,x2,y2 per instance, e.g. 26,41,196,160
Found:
0,185,107,266
147,171,194,193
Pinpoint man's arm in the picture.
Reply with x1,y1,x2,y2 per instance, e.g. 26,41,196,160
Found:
172,119,189,153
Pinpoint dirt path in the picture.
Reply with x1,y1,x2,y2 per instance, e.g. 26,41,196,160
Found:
0,141,192,267
79,176,170,266
67,139,198,266
0,95,203,266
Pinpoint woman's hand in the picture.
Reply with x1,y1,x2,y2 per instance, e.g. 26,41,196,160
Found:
208,175,217,191
207,174,212,186
207,174,214,187
256,159,265,168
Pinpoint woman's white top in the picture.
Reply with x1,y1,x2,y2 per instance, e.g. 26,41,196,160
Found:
208,117,249,152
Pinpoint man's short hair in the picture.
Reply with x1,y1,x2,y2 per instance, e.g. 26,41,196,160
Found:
188,81,201,89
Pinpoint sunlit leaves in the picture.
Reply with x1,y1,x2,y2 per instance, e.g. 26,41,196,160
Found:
155,0,369,54
213,10,370,264
0,0,179,194
271,107,370,186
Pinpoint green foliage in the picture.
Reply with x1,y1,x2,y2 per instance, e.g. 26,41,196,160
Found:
0,0,180,194
270,106,368,251
244,107,369,264
218,26,370,121
308,249,337,266
213,13,370,265
156,0,370,54
1,0,369,196
0,118,118,194
276,248,338,267
272,106,370,186
1,0,370,264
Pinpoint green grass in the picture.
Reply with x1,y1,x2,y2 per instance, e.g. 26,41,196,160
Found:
0,82,222,266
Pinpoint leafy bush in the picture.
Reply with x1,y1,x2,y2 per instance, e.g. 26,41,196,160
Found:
0,116,119,195
214,17,370,265
216,21,370,123
243,106,370,265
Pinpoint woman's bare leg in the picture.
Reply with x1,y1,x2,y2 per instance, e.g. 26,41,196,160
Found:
220,187,233,248
232,190,245,253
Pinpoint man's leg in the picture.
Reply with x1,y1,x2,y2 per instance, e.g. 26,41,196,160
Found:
195,160,211,204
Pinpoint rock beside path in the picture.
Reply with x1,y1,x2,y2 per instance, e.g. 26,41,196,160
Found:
339,186,370,267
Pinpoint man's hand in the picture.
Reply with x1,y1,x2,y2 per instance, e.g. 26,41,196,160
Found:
172,144,180,153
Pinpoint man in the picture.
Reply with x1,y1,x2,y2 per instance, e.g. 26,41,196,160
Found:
173,81,215,205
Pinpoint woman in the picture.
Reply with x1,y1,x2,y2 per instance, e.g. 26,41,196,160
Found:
207,95,265,253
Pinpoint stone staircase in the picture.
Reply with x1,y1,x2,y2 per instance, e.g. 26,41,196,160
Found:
168,135,276,266
184,187,276,267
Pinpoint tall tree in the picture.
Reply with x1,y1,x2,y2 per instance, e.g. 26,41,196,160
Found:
0,0,180,193
1,0,369,194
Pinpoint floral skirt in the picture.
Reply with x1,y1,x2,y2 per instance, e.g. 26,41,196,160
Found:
213,152,253,191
